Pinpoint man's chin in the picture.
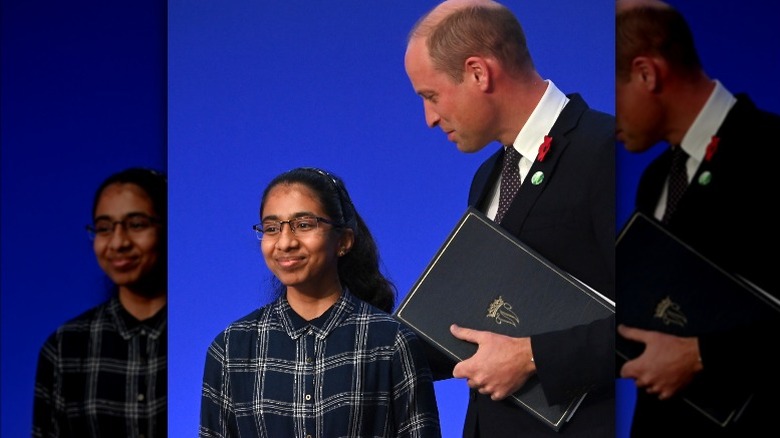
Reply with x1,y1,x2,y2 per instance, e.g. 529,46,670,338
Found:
622,140,657,154
454,141,487,154
617,135,640,153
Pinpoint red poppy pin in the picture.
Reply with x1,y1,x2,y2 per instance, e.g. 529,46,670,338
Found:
697,136,720,186
705,136,719,162
537,136,552,162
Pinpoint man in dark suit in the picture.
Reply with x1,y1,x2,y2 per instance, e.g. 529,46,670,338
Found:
616,1,780,436
404,1,615,436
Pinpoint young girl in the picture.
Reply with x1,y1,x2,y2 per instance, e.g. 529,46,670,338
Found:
33,167,167,437
200,167,441,437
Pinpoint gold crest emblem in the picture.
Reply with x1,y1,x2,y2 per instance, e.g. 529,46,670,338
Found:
653,296,687,327
487,296,520,327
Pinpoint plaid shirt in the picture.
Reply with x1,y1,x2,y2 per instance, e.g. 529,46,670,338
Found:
33,296,167,438
199,291,441,438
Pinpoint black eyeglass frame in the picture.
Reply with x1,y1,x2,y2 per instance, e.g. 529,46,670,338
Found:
252,215,342,240
85,213,161,240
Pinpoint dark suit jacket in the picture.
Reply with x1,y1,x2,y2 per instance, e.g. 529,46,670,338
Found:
630,94,780,437
461,93,616,437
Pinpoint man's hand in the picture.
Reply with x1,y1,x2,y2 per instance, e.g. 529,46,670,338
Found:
618,324,703,400
450,324,536,401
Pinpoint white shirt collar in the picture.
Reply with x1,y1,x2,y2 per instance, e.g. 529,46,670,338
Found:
509,79,569,160
680,79,736,162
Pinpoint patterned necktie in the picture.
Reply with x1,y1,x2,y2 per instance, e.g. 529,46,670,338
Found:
495,146,522,223
662,146,689,224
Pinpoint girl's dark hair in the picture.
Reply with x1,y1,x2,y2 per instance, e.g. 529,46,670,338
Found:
92,167,168,223
260,167,396,312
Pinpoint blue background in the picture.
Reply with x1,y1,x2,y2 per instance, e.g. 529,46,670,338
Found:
167,1,611,437
2,1,778,437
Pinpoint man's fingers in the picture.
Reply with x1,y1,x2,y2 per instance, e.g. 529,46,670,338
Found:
450,324,482,343
617,324,643,342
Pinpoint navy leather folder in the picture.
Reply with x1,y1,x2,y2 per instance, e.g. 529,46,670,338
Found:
394,207,614,431
617,211,780,427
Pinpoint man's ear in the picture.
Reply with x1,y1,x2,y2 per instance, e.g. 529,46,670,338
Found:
632,56,662,92
465,56,490,90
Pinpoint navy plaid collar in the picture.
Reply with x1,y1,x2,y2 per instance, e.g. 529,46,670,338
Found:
107,296,167,341
276,289,357,340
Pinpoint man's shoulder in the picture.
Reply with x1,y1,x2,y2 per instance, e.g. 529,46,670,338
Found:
580,107,616,134
731,93,780,125
561,93,615,133
718,94,780,146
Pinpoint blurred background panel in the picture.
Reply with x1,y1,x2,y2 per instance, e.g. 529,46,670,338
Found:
1,1,166,436
615,2,780,437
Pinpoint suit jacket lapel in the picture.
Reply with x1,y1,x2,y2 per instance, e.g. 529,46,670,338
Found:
688,95,750,190
499,94,589,236
666,95,752,222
